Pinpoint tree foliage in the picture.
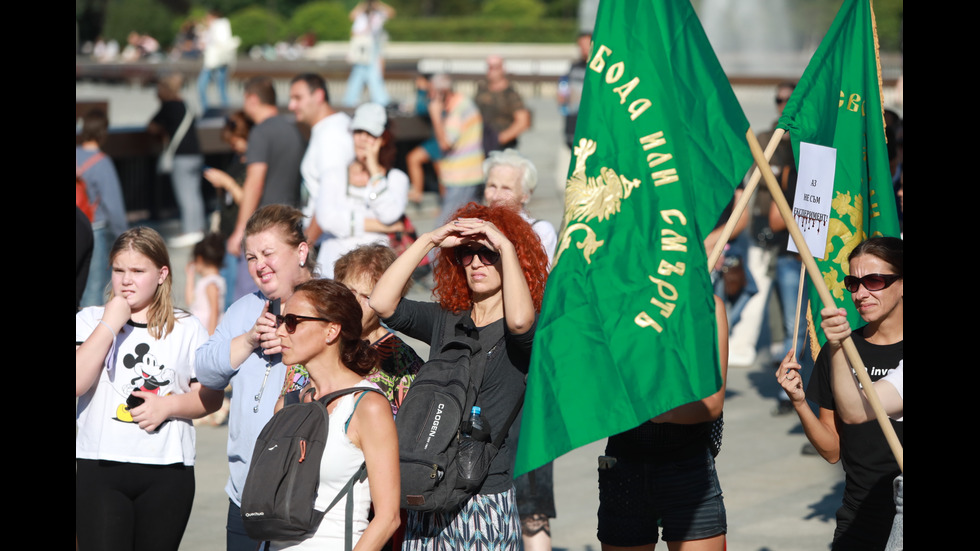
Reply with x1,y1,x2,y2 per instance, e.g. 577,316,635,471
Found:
288,1,350,41
102,0,177,44
482,0,545,20
229,5,289,50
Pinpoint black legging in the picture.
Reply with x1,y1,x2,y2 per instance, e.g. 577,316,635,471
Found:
76,459,195,551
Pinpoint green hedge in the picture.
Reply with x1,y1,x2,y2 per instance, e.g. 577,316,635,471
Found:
288,2,350,41
229,7,289,50
386,17,578,43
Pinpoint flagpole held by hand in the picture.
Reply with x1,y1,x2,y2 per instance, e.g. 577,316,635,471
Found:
790,263,806,359
746,128,903,472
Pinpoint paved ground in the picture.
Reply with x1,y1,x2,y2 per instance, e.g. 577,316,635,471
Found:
79,68,848,550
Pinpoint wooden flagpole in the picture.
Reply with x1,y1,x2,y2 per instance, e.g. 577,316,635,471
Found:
746,128,903,472
706,128,784,270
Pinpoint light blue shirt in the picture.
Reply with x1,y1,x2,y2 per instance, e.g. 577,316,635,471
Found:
196,292,287,505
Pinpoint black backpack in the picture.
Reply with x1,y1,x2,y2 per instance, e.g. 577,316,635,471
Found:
394,314,522,512
240,386,385,548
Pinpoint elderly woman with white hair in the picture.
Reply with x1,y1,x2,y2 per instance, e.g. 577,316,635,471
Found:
483,148,557,266
483,147,557,551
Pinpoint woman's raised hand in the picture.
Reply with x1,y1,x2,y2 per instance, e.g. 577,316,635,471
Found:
453,218,512,253
428,220,468,249
363,135,384,175
776,349,805,404
245,301,281,356
820,307,851,347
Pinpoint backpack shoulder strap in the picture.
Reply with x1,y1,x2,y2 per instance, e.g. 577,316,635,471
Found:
344,387,387,433
322,461,368,551
76,152,105,177
320,385,385,551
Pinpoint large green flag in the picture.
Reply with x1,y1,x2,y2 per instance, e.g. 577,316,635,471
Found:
515,0,753,476
776,0,901,346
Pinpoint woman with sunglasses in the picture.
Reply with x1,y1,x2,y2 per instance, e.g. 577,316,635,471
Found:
315,102,409,278
777,237,903,551
196,204,316,551
370,202,548,550
267,279,400,550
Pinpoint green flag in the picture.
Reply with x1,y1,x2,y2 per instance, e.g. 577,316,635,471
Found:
515,0,753,476
776,0,901,346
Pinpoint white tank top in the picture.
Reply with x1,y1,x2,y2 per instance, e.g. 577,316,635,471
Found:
271,380,379,551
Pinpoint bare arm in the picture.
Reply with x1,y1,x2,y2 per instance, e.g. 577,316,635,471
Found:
496,108,531,146
428,97,451,151
305,214,322,245
370,230,442,319
205,282,221,335
203,167,245,204
76,297,130,397
184,265,196,314
823,307,903,424
348,393,400,550
704,189,748,257
777,350,841,463
769,196,787,232
651,295,728,423
227,162,268,256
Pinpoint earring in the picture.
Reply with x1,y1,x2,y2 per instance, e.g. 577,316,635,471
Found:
300,260,305,267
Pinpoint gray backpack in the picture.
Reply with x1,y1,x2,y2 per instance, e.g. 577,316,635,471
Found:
241,386,385,549
395,314,521,512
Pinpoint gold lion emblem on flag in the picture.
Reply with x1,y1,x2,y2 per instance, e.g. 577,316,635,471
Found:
555,138,642,265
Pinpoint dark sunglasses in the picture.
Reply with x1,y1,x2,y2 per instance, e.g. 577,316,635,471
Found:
843,273,901,293
275,314,332,333
455,246,500,267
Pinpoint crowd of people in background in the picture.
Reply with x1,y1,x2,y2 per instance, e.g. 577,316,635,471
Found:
77,25,904,551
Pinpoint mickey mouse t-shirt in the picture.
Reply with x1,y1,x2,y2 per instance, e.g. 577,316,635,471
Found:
76,307,208,466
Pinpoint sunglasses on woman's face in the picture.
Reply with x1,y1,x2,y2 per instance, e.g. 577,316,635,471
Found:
275,314,332,334
842,273,901,293
455,246,500,267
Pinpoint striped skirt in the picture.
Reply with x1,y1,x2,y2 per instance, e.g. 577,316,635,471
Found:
402,487,521,551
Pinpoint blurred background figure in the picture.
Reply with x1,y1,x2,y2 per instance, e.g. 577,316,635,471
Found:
170,18,201,61
556,32,591,193
405,73,442,206
185,232,227,336
122,31,160,61
483,148,556,265
77,108,128,307
148,72,206,248
314,103,409,278
203,110,251,307
475,54,531,154
197,8,239,114
428,73,485,224
344,0,394,107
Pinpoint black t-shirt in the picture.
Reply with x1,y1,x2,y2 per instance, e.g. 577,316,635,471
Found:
151,100,200,155
383,299,534,494
807,328,903,547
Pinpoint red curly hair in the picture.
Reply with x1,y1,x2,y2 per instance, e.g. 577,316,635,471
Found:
433,202,549,313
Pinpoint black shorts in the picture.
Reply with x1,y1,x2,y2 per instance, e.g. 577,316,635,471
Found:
597,448,726,546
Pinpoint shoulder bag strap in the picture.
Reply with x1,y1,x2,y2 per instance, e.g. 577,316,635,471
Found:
164,107,194,160
77,152,106,177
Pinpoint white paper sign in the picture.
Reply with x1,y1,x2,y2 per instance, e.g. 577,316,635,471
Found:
788,142,836,258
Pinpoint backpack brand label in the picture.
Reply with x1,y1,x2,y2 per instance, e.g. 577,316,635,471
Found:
424,403,446,450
